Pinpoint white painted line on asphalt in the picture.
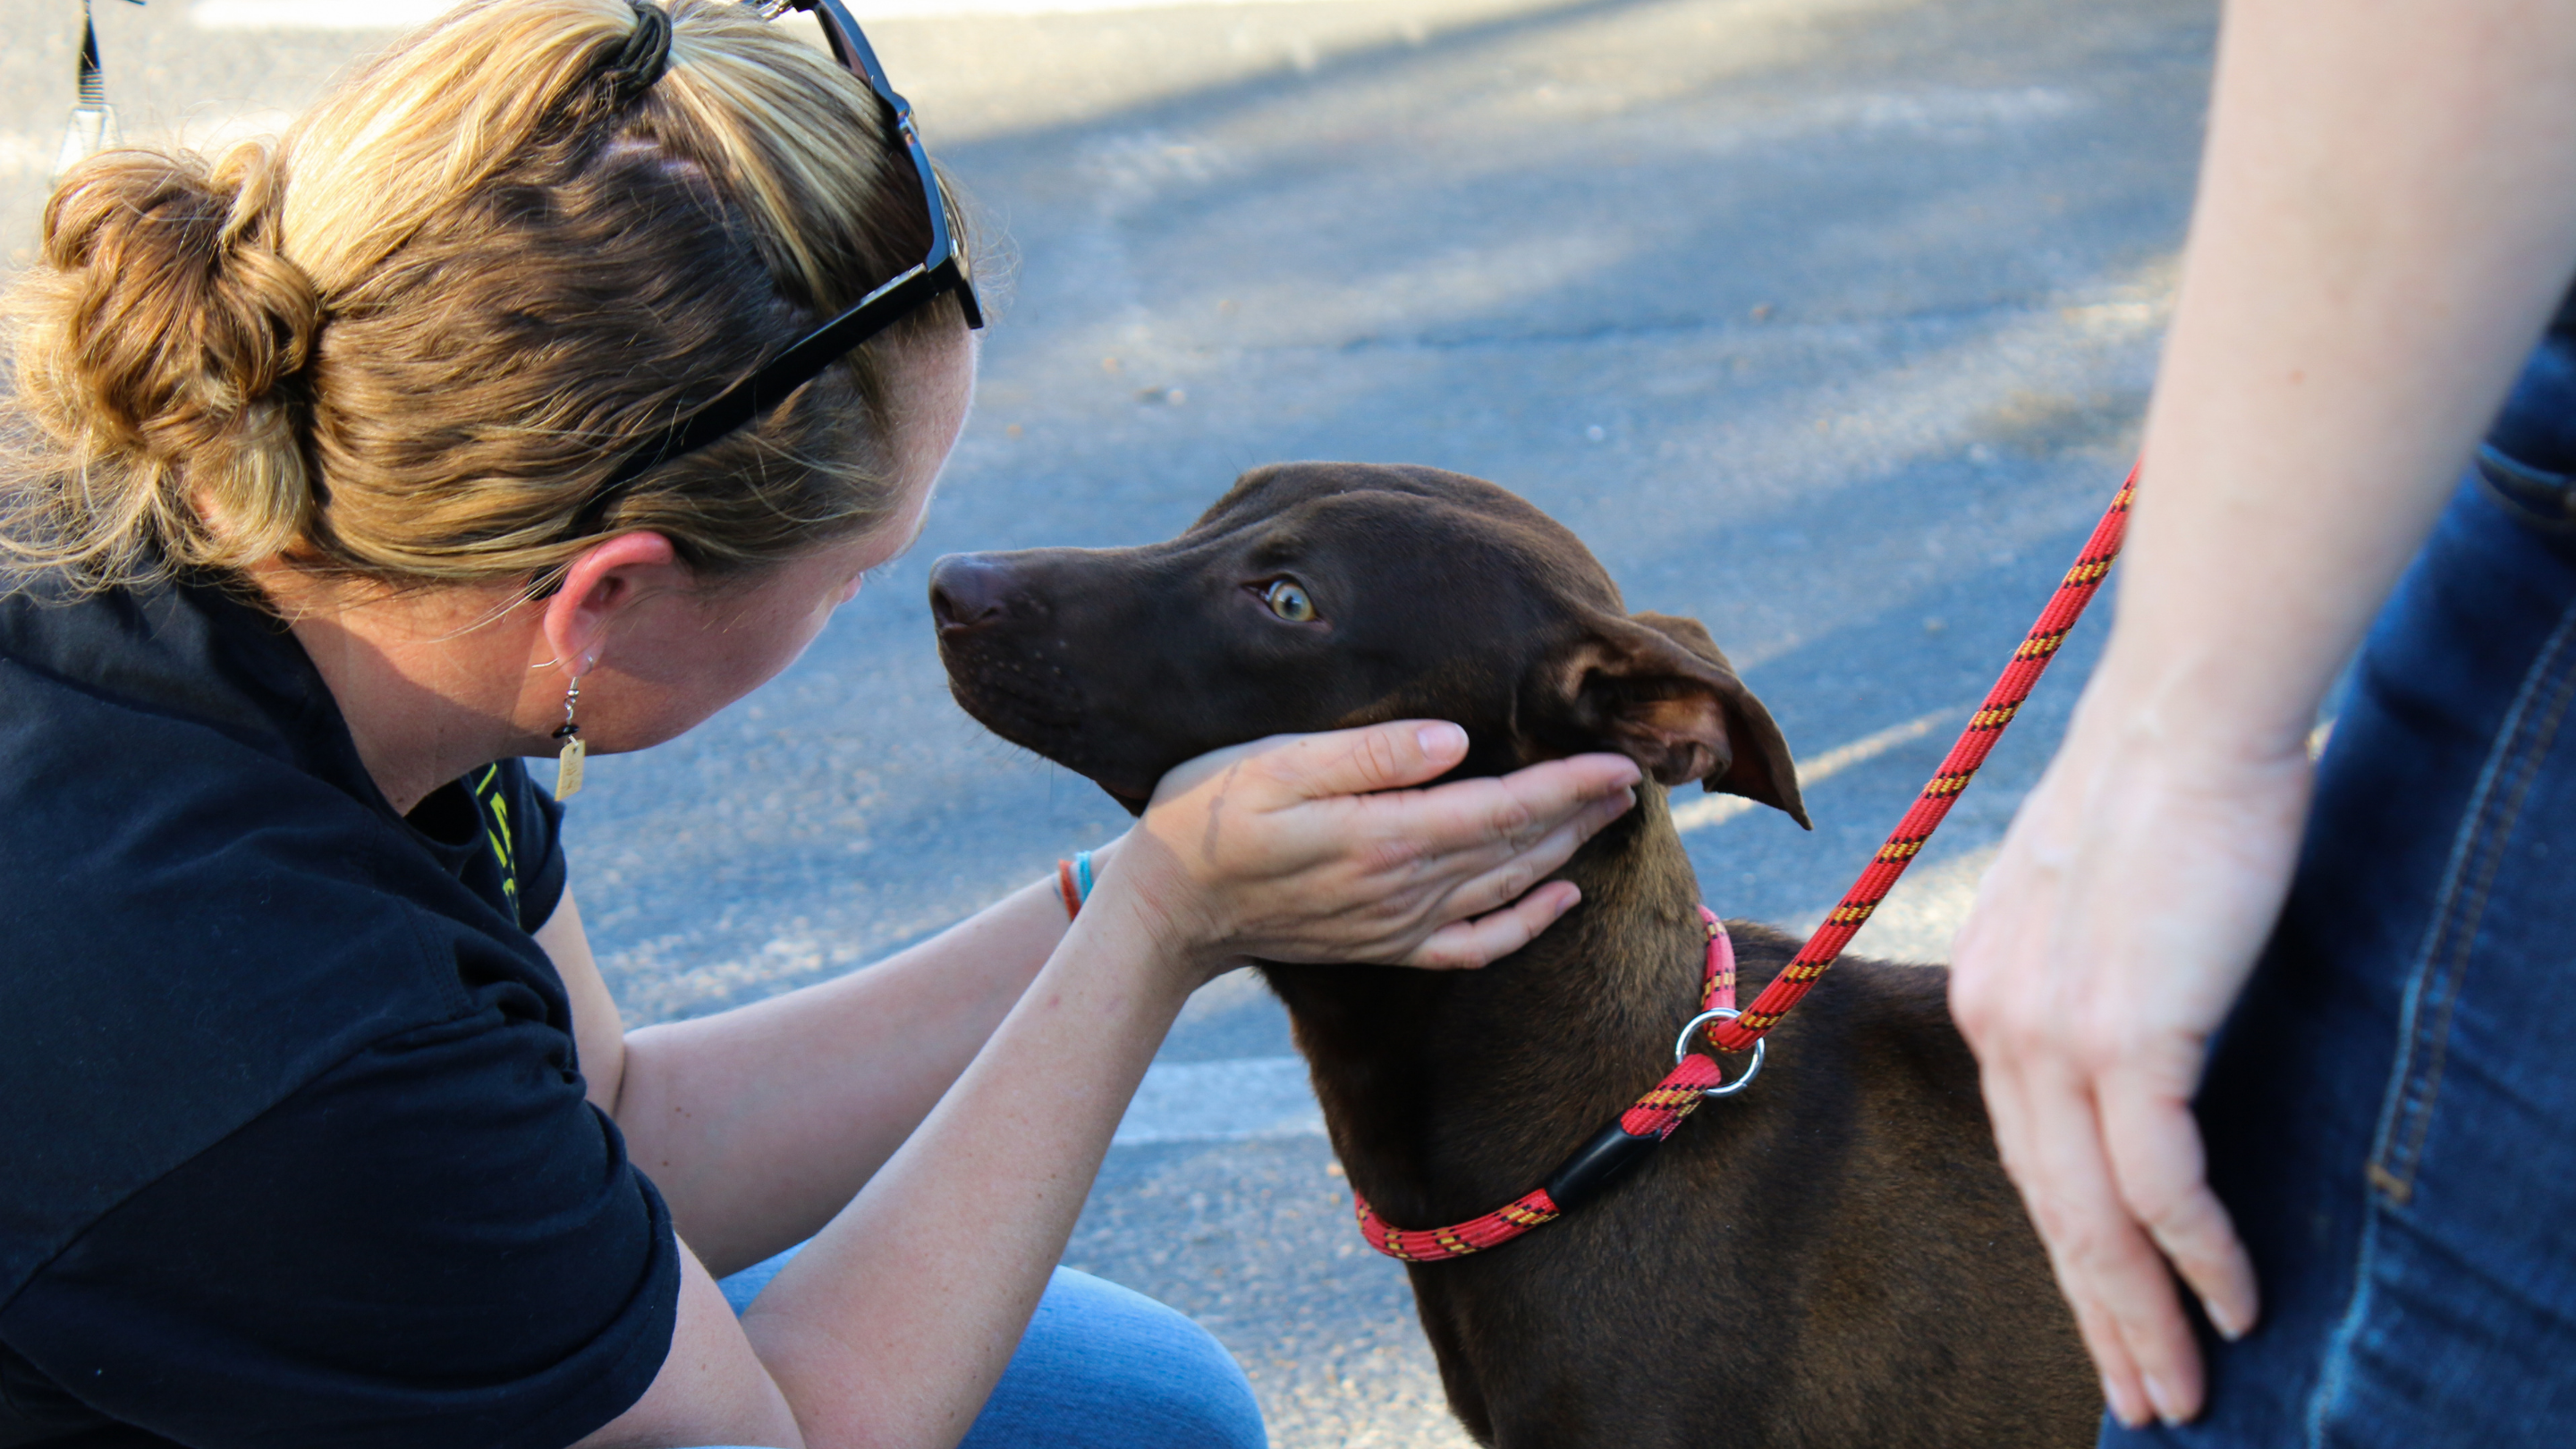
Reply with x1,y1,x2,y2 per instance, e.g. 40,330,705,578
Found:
1672,703,1963,835
194,0,1360,29
1114,1055,1324,1147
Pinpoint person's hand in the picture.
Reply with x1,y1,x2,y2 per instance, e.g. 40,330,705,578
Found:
1949,686,2313,1428
1095,720,1640,978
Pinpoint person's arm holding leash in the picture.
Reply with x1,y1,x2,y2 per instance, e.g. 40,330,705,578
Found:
574,721,1640,1449
1949,0,2576,1429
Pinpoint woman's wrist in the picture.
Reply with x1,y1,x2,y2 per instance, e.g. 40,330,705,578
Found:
1087,826,1247,982
1044,833,1233,996
1051,835,1130,919
2073,625,2330,775
1058,879,1231,1009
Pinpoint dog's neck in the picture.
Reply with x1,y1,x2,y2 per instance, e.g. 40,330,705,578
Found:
1260,784,1723,1228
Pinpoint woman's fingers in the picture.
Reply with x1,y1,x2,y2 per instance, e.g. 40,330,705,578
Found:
1420,786,1633,918
1126,720,1646,970
1371,784,1636,966
1996,1062,2192,1427
1312,761,1635,955
1955,799,2184,1428
2098,1069,2258,1344
1256,720,1475,801
1139,723,1485,867
1258,722,1643,830
1243,726,1638,902
1397,880,1584,970
1326,750,1641,881
1152,722,1637,870
1969,955,2218,1427
1232,765,1631,964
1970,1045,2138,1418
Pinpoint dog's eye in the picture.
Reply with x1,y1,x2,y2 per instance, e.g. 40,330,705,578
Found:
1263,579,1318,623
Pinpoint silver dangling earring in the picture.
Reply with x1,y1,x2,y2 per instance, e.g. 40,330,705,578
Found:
552,676,587,802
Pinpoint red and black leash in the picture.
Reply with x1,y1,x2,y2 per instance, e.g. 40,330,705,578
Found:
1353,463,2140,1262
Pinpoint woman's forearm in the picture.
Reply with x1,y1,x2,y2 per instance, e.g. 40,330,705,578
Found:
613,863,1092,1276
2100,0,2576,748
738,883,1199,1449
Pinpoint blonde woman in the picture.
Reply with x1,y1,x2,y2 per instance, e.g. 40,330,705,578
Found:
0,3,1641,1445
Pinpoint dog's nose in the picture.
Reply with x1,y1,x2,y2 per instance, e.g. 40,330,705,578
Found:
928,554,1013,631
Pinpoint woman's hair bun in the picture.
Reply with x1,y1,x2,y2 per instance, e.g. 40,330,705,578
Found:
37,144,320,468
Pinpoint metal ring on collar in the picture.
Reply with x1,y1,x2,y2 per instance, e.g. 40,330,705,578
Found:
1673,1008,1765,1097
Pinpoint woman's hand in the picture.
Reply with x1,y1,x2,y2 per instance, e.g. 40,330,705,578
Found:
1942,0,2576,1421
1095,719,1641,977
1950,678,2313,1428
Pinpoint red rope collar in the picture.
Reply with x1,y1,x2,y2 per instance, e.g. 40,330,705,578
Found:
1355,464,2138,1262
1354,907,1740,1259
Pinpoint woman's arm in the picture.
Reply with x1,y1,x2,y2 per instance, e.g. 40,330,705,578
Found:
1949,0,2576,1428
549,866,1092,1276
573,720,1639,1449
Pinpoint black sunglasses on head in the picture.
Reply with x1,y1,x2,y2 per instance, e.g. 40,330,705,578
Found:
575,0,984,530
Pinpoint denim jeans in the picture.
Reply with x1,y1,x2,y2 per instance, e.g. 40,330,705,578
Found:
2103,362,2576,1441
699,1248,1267,1449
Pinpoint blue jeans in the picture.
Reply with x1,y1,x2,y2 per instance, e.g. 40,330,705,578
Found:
702,1249,1267,1449
2102,453,2576,1433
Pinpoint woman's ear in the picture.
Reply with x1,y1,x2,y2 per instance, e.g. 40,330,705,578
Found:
1531,610,1809,827
538,531,689,676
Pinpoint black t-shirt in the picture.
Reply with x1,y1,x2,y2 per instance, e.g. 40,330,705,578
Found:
0,573,678,1447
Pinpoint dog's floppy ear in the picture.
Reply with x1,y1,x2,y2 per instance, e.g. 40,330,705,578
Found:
1539,611,1809,828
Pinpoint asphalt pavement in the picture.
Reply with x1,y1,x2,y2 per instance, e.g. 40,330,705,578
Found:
2,1,2217,1442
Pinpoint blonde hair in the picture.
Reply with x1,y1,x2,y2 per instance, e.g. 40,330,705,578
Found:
2,0,966,594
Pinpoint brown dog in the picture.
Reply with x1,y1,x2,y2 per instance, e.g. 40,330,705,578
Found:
929,462,2095,1447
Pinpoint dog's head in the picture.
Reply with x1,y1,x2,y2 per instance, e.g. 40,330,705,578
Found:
929,462,1807,826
